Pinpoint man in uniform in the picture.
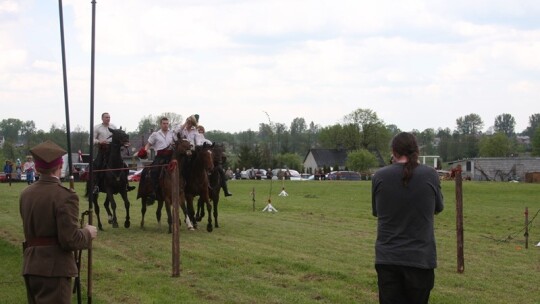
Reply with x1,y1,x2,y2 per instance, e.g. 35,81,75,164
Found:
20,140,98,304
137,117,175,203
93,112,135,193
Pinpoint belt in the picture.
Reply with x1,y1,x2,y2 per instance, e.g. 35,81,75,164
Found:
157,150,173,156
25,237,59,247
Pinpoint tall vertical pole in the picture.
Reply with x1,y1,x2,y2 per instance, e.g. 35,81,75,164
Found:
87,1,97,303
58,1,80,303
58,0,73,180
455,165,464,273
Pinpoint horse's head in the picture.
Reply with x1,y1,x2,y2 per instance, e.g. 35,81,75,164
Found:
211,143,226,166
195,143,214,173
173,137,192,158
108,127,130,147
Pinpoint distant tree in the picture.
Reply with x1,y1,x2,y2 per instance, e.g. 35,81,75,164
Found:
236,144,253,169
346,149,378,172
0,118,24,142
522,113,540,137
318,124,360,150
344,108,388,150
136,115,158,135
159,112,183,130
456,113,484,135
274,153,302,170
479,132,513,157
290,117,308,155
71,125,90,153
532,126,540,156
417,128,437,155
494,113,516,137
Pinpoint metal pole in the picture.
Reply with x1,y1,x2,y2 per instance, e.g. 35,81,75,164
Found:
455,165,464,273
87,1,97,303
57,1,80,302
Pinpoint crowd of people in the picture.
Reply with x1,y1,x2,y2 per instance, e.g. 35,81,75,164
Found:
3,156,36,186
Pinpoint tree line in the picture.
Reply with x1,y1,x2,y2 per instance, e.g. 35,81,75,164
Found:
2,110,540,173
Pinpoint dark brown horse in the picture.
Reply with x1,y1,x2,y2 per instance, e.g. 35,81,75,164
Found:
87,128,131,230
138,137,193,233
184,143,215,232
196,143,226,228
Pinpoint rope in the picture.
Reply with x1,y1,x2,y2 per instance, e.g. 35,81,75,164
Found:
482,208,539,243
92,163,169,173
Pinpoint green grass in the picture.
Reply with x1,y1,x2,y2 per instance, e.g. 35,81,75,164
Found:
1,180,539,303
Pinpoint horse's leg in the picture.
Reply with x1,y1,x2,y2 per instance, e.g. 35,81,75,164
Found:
213,194,219,228
140,200,147,229
196,197,205,222
204,194,213,232
156,199,164,229
92,194,104,231
120,191,131,228
104,197,113,224
185,196,197,229
108,192,119,228
180,197,193,230
164,199,173,234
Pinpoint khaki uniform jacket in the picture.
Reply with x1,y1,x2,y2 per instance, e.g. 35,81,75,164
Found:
20,174,92,277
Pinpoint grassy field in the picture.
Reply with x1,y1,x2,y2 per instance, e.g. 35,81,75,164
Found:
0,179,539,303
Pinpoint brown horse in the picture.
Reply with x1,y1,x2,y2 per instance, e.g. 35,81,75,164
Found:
184,143,215,232
196,143,226,228
87,128,131,230
138,137,193,233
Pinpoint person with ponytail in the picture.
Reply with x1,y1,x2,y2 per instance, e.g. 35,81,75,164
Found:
371,132,444,304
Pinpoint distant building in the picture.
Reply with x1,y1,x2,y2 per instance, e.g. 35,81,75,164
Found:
303,149,348,174
448,157,540,181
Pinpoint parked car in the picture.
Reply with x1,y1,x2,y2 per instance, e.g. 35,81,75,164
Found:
271,169,301,181
326,171,361,181
0,173,7,183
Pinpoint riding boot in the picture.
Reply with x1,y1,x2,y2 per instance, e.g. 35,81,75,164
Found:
218,167,232,196
222,181,232,197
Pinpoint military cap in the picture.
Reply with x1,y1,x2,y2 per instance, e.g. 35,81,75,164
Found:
30,140,66,169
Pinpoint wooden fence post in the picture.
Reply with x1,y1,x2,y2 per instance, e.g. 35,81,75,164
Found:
171,162,180,277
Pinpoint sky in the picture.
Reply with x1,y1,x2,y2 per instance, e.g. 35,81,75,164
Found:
1,0,539,134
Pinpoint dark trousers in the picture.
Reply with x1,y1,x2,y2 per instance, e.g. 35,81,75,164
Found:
375,264,434,304
25,275,72,304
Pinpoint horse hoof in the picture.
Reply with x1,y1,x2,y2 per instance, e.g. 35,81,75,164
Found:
207,225,213,232
113,222,119,228
124,221,131,228
98,225,104,231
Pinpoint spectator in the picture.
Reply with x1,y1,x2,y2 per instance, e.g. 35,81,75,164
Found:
371,132,444,304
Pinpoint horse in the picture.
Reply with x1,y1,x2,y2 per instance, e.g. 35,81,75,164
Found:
138,136,193,233
184,143,215,232
87,128,131,230
195,143,226,228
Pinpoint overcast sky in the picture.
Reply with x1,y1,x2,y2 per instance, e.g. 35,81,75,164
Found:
1,0,539,134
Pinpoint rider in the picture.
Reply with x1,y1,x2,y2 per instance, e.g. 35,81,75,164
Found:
137,117,175,204
93,112,135,193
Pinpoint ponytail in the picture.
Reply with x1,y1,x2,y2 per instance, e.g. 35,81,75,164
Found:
391,132,419,186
